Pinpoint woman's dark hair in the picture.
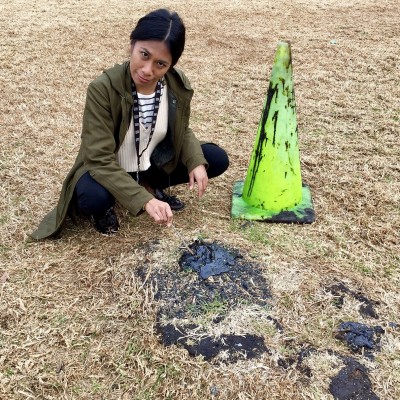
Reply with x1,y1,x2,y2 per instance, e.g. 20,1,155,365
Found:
130,9,185,67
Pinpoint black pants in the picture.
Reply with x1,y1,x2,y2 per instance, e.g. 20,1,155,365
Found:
74,143,229,216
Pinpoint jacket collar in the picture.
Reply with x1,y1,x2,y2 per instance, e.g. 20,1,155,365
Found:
164,67,193,104
103,61,133,104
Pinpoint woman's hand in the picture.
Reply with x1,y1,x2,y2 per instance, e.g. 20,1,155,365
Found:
189,165,208,197
144,198,173,227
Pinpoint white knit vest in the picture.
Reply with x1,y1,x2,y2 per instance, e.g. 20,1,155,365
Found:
116,85,168,172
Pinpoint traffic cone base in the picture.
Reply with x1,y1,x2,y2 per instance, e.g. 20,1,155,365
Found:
232,180,315,223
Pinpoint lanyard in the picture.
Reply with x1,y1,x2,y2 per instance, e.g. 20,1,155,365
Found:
131,80,163,182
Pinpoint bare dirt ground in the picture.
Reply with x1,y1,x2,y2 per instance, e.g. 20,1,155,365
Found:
1,0,399,399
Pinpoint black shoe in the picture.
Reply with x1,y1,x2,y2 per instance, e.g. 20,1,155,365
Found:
92,208,119,235
154,188,185,211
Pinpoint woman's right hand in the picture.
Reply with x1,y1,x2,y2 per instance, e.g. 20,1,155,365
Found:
144,198,173,227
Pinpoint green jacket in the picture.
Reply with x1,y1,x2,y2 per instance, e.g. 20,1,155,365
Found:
31,62,207,240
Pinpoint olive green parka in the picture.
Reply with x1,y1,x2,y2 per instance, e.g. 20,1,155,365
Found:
31,62,207,240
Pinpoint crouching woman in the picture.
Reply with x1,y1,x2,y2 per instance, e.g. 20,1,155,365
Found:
31,8,229,239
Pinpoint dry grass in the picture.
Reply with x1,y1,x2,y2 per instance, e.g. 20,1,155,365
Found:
1,0,399,399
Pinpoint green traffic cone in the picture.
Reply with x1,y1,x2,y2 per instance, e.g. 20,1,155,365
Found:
231,41,315,223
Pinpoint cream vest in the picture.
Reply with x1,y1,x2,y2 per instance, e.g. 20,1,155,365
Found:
116,85,168,172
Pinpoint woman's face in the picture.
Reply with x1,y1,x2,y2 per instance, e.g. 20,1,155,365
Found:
130,40,172,94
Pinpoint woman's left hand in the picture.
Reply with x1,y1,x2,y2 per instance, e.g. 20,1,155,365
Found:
189,165,208,197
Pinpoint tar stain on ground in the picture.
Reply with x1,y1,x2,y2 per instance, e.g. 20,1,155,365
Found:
326,282,379,319
153,240,272,320
179,240,238,279
277,346,380,399
329,358,379,400
135,241,387,396
138,240,274,363
277,345,317,377
335,321,385,359
157,322,269,362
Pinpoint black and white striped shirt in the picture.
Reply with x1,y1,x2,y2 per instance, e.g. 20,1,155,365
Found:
138,92,157,128
116,85,168,172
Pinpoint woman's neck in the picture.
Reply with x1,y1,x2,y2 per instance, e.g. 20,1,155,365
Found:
135,82,157,95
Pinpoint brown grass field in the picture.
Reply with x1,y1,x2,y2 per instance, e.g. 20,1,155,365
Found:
1,0,399,398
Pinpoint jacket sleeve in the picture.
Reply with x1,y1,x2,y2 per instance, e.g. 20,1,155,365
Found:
173,70,208,172
81,79,153,215
180,126,208,173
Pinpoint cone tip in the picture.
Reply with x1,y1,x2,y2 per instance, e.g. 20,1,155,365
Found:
278,40,291,47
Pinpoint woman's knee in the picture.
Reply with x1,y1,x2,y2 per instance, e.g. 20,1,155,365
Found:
201,143,229,178
75,172,115,216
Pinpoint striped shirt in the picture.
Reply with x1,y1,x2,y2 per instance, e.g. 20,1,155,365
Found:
138,91,157,128
116,85,168,173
